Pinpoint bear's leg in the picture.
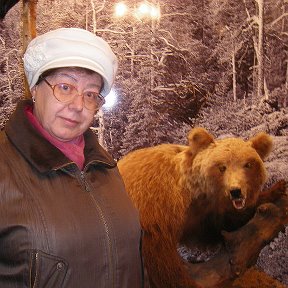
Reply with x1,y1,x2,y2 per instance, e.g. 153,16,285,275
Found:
258,180,287,205
143,235,203,288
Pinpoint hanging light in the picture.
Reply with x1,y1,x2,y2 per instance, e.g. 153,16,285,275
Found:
114,2,128,17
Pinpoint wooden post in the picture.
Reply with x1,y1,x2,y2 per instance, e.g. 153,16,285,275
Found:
22,0,37,99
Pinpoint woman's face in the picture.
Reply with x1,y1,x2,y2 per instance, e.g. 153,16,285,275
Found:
31,67,103,142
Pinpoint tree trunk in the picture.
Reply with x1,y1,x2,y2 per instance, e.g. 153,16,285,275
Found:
97,109,106,148
22,0,37,99
284,1,288,93
22,0,37,50
232,48,237,102
91,0,96,32
131,26,135,79
90,0,105,147
256,0,265,99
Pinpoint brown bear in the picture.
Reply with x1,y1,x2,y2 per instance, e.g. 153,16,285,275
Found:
117,127,273,288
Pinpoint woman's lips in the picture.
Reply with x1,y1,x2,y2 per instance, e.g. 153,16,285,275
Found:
60,116,79,126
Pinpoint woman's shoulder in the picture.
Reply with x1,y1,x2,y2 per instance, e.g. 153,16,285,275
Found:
0,130,20,166
0,129,9,151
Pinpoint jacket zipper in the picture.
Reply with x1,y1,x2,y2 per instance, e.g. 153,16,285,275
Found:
79,169,115,287
31,252,39,288
80,171,90,192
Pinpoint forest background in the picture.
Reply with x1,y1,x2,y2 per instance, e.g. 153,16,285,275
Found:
0,0,287,286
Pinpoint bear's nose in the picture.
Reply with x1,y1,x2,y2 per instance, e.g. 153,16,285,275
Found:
230,188,242,199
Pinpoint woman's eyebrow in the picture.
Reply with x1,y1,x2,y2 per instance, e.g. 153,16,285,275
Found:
52,73,78,82
85,83,102,89
50,73,103,90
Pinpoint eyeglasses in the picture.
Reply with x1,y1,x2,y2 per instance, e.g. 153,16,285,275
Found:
42,78,105,111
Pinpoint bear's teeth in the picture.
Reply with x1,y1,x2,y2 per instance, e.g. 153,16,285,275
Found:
232,198,246,209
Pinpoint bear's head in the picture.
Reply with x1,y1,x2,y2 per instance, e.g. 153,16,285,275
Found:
187,128,273,211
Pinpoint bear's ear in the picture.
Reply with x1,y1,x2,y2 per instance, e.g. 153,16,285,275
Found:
249,132,273,160
187,127,214,152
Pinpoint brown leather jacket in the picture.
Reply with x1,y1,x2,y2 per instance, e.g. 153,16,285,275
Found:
0,100,143,288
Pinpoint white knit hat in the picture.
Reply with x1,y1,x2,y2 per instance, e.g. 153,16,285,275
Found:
23,28,118,96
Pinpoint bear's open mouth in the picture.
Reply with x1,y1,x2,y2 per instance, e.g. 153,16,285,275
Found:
229,188,246,209
231,198,246,209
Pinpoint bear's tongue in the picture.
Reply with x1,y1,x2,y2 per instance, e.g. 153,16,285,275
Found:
232,198,246,209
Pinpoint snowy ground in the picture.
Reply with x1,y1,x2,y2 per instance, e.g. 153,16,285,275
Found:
257,226,288,286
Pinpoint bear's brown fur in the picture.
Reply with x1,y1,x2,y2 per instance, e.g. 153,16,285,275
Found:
118,127,273,288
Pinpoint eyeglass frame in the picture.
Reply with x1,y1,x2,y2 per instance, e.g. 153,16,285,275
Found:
39,77,105,111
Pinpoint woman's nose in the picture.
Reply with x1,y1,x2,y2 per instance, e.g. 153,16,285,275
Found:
69,94,85,111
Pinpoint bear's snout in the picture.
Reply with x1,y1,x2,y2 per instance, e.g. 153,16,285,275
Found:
230,188,242,199
229,188,246,210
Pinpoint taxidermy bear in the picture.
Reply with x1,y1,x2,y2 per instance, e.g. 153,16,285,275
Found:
118,127,273,288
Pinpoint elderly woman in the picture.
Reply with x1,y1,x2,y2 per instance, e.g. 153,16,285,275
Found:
0,28,143,288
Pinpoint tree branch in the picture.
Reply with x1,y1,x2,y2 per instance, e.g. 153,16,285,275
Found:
270,13,288,27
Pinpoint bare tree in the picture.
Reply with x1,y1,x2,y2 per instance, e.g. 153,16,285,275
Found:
256,0,265,99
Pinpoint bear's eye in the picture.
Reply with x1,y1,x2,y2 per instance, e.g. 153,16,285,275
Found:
218,165,226,173
244,162,253,169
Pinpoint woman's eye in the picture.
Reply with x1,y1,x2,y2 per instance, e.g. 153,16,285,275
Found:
58,83,72,92
85,91,97,99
